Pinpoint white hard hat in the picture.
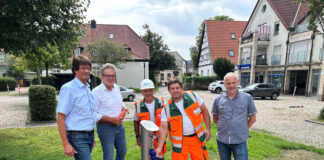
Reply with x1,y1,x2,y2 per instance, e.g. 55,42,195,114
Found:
140,79,155,90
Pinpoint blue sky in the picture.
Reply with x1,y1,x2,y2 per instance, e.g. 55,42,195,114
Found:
85,0,257,60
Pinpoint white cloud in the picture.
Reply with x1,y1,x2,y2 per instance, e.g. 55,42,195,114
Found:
85,0,256,60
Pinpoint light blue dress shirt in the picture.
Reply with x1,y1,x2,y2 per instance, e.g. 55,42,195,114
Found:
56,77,95,131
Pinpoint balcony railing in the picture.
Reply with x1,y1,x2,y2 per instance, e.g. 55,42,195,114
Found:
256,54,267,65
241,58,251,65
271,55,281,65
289,51,309,64
241,26,270,44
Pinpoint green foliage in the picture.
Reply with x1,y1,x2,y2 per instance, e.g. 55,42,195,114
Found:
90,75,102,89
213,57,235,80
87,39,131,67
183,76,219,90
189,46,199,69
141,24,176,71
0,0,90,55
1,122,324,160
28,85,57,121
319,107,324,120
149,70,158,87
4,55,24,80
0,77,16,91
31,76,58,89
306,0,324,35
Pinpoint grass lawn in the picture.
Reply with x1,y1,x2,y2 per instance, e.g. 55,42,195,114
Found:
0,122,323,160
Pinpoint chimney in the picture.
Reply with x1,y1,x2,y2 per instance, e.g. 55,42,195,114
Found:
90,19,96,29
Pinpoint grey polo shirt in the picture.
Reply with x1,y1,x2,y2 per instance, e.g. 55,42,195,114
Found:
212,91,257,144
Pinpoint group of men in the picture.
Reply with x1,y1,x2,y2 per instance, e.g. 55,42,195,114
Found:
57,55,257,160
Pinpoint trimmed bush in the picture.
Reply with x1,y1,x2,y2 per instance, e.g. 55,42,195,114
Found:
0,77,17,91
182,76,220,90
31,76,56,86
319,107,324,120
29,85,57,121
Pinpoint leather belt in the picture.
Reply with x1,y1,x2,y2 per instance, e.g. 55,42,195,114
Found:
66,130,94,135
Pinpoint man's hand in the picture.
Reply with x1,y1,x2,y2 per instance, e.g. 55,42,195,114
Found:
110,117,123,126
63,143,77,157
205,129,211,142
93,140,96,147
136,136,141,146
155,147,162,157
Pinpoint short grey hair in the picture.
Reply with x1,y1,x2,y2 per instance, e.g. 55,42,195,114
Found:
223,72,238,81
100,63,117,76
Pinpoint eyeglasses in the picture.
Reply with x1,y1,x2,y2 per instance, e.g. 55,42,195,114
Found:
102,74,116,78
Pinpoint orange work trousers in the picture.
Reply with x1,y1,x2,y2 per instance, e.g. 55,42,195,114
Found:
171,136,209,160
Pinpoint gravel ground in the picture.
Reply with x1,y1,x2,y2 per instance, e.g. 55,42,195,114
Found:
0,87,323,149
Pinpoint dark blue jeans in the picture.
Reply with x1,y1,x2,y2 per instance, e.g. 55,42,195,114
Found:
217,140,248,160
97,123,127,160
67,132,94,160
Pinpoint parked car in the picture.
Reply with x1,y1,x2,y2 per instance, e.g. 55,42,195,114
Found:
239,83,280,100
208,80,226,94
119,86,135,101
208,80,242,94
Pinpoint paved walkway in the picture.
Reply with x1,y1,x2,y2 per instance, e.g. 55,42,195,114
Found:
0,87,323,148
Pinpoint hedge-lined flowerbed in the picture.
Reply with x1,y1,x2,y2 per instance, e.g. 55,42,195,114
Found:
0,77,17,91
29,85,57,121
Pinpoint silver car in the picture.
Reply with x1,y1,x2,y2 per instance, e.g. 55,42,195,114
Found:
119,86,136,101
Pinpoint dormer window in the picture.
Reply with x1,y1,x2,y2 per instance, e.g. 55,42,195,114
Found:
230,33,236,40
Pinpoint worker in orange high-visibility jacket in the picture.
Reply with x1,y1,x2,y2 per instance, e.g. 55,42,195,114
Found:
155,78,211,160
133,79,167,160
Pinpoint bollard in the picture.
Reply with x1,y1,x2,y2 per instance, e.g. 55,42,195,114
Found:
140,120,159,160
7,84,9,92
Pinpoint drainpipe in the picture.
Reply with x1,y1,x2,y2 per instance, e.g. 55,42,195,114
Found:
283,0,303,94
306,34,315,96
283,32,290,94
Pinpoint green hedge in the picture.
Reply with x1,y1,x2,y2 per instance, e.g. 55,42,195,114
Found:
31,76,58,89
320,107,324,120
0,77,17,91
28,85,57,121
182,76,220,90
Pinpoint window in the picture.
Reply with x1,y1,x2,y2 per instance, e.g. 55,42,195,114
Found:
272,45,282,65
274,22,279,35
319,48,323,61
74,48,80,55
160,73,164,80
207,69,210,76
201,70,203,76
230,33,236,40
109,34,114,39
119,87,126,91
261,5,267,13
228,50,234,57
167,73,171,80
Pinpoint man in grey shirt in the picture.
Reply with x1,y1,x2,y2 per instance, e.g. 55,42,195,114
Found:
212,72,257,160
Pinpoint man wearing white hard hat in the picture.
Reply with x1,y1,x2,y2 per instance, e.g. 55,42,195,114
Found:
133,79,167,160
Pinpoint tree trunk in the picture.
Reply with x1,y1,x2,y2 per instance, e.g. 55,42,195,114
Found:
37,66,42,85
45,63,49,78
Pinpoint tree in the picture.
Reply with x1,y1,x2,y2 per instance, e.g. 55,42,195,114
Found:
141,24,176,76
0,0,89,55
191,15,234,69
0,0,89,84
87,39,131,67
306,0,324,35
5,55,24,80
213,57,235,80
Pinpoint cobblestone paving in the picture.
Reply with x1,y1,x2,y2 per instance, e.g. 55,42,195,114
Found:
1,87,323,148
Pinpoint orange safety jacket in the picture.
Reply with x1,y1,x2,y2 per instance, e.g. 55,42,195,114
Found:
164,90,207,153
135,97,167,154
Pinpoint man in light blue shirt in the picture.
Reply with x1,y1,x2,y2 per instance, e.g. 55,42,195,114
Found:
57,55,95,160
212,72,257,160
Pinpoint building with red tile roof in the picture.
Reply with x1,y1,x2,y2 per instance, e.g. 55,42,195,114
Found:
197,20,247,76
